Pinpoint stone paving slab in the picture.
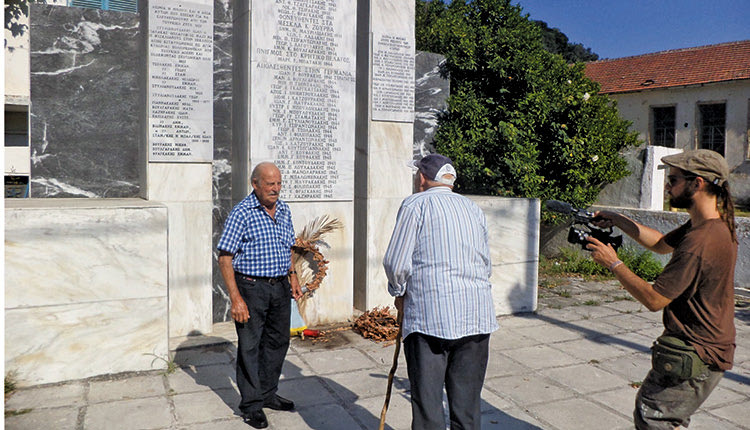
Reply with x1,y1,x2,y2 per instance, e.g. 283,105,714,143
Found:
484,373,573,407
4,382,85,410
301,347,375,375
84,397,172,430
500,344,580,370
690,413,747,430
5,407,79,430
709,401,750,427
268,403,362,430
539,363,630,394
166,363,236,394
549,337,630,362
88,374,165,403
171,388,239,424
591,385,639,418
527,397,632,430
349,392,413,430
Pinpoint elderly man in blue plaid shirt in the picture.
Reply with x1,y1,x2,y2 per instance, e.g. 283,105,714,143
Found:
384,154,498,430
218,161,302,429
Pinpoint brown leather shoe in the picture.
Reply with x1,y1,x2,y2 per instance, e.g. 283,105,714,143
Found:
243,409,268,428
263,394,295,411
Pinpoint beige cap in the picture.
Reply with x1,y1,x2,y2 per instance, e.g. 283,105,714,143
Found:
661,149,730,186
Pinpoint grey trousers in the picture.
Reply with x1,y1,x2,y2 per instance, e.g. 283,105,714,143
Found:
234,274,291,415
403,332,490,430
634,366,724,429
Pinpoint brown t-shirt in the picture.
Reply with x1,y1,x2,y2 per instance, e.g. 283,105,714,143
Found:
653,218,737,370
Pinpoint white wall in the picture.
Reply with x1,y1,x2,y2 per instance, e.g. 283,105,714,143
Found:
611,80,750,169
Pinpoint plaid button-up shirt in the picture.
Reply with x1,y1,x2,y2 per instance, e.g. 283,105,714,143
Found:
217,192,295,277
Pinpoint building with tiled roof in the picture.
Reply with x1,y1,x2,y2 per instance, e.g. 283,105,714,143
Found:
584,41,750,209
585,41,750,95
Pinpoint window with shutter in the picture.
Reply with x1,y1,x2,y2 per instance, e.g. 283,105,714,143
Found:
69,0,137,13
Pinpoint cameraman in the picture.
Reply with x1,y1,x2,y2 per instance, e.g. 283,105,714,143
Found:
586,150,737,430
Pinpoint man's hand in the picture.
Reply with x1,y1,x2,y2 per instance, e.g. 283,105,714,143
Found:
231,296,250,323
586,235,619,269
591,210,618,229
290,274,303,300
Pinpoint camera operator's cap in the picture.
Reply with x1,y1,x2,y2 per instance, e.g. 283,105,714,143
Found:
661,149,730,186
408,153,457,186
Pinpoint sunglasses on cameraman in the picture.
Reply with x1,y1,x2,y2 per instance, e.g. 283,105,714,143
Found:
667,175,697,186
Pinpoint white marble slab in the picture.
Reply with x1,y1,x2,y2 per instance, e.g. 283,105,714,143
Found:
365,197,407,309
165,201,214,337
288,201,354,325
470,196,540,315
147,163,213,202
367,122,414,199
5,203,168,308
5,298,168,386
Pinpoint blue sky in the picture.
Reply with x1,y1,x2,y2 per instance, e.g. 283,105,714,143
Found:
512,0,750,59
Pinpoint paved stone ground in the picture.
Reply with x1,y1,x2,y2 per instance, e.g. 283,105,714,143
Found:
5,278,750,429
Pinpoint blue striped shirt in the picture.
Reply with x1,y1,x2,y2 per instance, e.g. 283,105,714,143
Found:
383,186,498,340
217,192,295,277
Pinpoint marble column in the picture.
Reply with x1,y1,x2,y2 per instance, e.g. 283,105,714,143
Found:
354,0,414,311
640,146,683,210
140,0,215,336
232,0,356,325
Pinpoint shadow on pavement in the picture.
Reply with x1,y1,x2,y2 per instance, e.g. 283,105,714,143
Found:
171,337,242,416
368,364,545,429
534,313,750,387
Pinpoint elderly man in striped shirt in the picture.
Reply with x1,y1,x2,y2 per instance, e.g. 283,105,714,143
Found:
383,154,499,430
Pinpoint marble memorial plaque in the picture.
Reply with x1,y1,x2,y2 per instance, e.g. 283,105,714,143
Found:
372,32,415,123
148,0,213,162
251,0,356,201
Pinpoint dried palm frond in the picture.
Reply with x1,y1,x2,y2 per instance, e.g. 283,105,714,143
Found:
292,215,342,299
298,215,343,243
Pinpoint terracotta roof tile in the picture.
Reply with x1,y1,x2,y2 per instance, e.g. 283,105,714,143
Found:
584,40,750,94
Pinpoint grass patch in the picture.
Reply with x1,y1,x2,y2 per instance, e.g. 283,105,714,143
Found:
5,409,32,417
145,353,178,375
540,247,664,282
5,373,16,397
583,300,600,306
630,381,643,388
556,289,572,298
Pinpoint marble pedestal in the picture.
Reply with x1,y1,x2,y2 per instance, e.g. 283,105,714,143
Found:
4,199,169,386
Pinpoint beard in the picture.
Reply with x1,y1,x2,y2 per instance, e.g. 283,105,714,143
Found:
669,186,695,209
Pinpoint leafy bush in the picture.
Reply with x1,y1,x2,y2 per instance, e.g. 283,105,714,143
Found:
618,246,664,281
416,0,640,222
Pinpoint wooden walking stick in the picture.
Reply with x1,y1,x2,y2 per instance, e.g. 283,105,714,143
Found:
378,310,403,430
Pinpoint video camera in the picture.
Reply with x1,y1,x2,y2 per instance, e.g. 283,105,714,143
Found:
545,200,623,251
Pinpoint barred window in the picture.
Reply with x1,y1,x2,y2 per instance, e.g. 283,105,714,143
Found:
652,106,675,148
699,103,726,155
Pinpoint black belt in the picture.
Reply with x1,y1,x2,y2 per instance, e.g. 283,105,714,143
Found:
238,274,286,284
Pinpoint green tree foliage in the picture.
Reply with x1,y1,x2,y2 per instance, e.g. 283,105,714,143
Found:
5,0,39,39
416,0,639,222
534,20,599,63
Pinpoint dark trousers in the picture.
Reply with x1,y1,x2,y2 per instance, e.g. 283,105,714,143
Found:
403,332,490,430
234,274,291,414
